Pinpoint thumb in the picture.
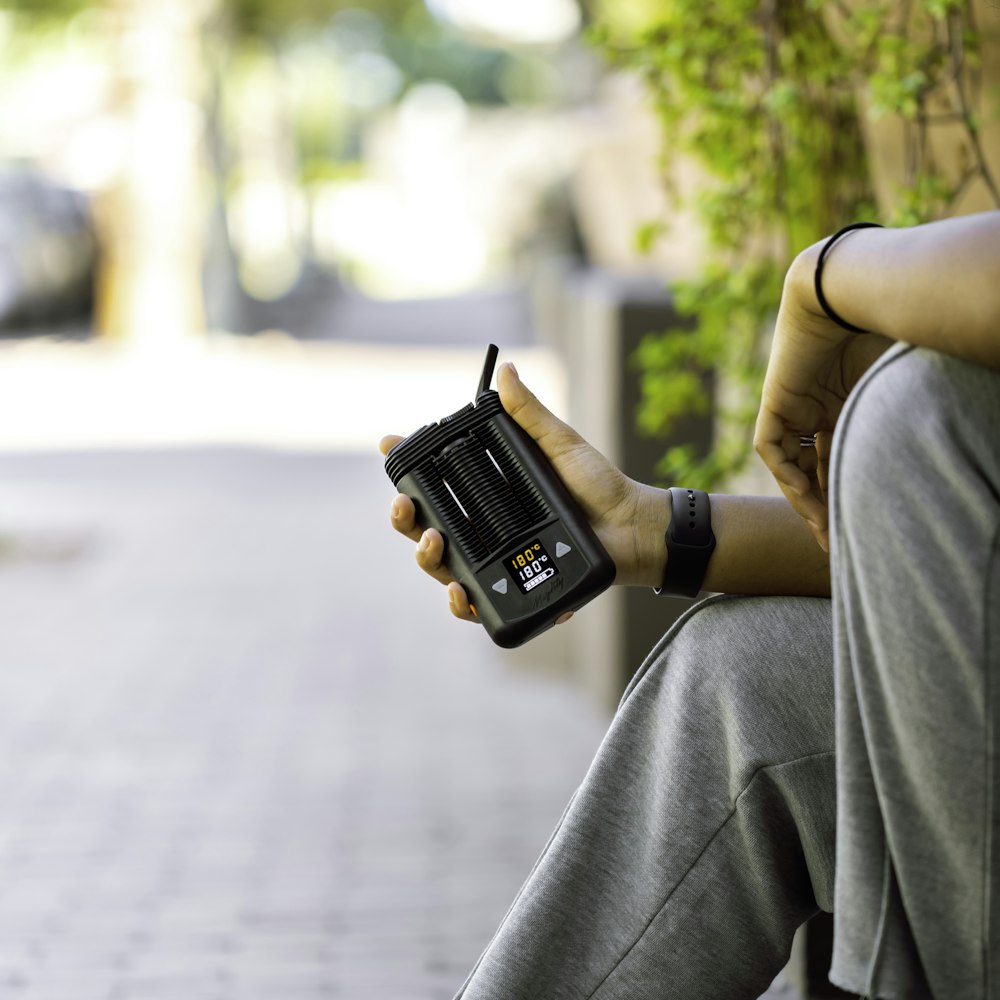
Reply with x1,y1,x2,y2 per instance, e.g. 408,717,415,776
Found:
496,362,584,463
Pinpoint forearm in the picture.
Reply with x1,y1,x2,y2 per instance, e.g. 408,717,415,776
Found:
796,212,1000,370
631,488,830,598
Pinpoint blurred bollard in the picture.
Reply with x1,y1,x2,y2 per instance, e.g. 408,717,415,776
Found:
0,169,98,332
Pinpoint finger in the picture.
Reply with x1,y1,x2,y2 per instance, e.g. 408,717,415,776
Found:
756,406,832,549
781,429,810,470
796,437,818,476
775,478,829,548
496,363,583,460
756,440,812,496
390,494,423,542
416,528,455,586
792,436,822,503
379,434,403,457
754,409,813,496
447,581,479,624
801,510,831,554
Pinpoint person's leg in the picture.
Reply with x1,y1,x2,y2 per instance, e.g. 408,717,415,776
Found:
828,345,1000,1000
455,594,837,1000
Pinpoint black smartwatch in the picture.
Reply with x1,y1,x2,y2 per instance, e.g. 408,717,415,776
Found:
655,488,716,599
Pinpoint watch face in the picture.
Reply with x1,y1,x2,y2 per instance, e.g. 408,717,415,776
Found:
506,539,559,595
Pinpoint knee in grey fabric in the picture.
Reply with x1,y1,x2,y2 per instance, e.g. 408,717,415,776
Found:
456,595,837,1000
829,345,1000,1000
834,345,1000,617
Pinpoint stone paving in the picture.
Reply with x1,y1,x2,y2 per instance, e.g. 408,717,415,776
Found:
0,376,804,998
0,447,621,999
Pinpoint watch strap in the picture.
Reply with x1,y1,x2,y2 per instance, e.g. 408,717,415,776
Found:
655,488,716,599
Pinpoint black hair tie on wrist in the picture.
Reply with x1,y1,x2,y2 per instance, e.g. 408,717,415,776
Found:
814,222,884,334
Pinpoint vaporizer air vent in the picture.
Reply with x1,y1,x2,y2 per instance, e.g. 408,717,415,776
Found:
434,433,534,557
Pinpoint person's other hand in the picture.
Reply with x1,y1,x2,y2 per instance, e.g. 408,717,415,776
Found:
754,248,892,552
379,362,663,623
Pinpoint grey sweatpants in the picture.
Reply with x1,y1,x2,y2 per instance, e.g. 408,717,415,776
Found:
454,346,1000,1000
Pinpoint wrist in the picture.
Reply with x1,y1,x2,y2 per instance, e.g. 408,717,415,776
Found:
787,242,825,321
625,483,671,589
782,242,860,352
790,223,886,336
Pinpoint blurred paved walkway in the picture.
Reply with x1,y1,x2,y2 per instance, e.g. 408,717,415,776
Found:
0,447,614,999
0,323,802,997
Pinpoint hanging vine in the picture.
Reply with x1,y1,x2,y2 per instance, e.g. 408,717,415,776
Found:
591,0,999,489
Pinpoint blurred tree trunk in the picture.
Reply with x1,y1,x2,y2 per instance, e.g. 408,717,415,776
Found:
95,0,214,348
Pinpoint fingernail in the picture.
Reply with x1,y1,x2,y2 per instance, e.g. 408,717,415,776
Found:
391,497,403,519
417,533,430,553
503,361,519,380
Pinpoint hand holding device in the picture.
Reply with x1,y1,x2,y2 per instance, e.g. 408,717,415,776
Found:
384,346,616,648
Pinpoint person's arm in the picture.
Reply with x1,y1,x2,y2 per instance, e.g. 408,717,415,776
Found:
755,211,1000,552
804,212,1000,370
382,363,830,626
702,494,829,597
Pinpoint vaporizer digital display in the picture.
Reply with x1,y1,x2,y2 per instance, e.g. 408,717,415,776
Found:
506,539,559,595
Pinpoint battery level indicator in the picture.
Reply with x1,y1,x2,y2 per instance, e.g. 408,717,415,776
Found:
522,566,556,592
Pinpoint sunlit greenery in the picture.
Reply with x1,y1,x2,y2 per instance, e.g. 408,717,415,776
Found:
0,0,90,16
225,0,520,105
592,0,1000,489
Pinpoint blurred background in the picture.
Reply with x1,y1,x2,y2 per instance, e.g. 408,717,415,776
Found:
0,0,703,459
0,1,714,998
0,0,996,996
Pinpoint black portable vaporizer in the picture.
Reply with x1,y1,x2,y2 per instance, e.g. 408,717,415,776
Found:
384,345,615,648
